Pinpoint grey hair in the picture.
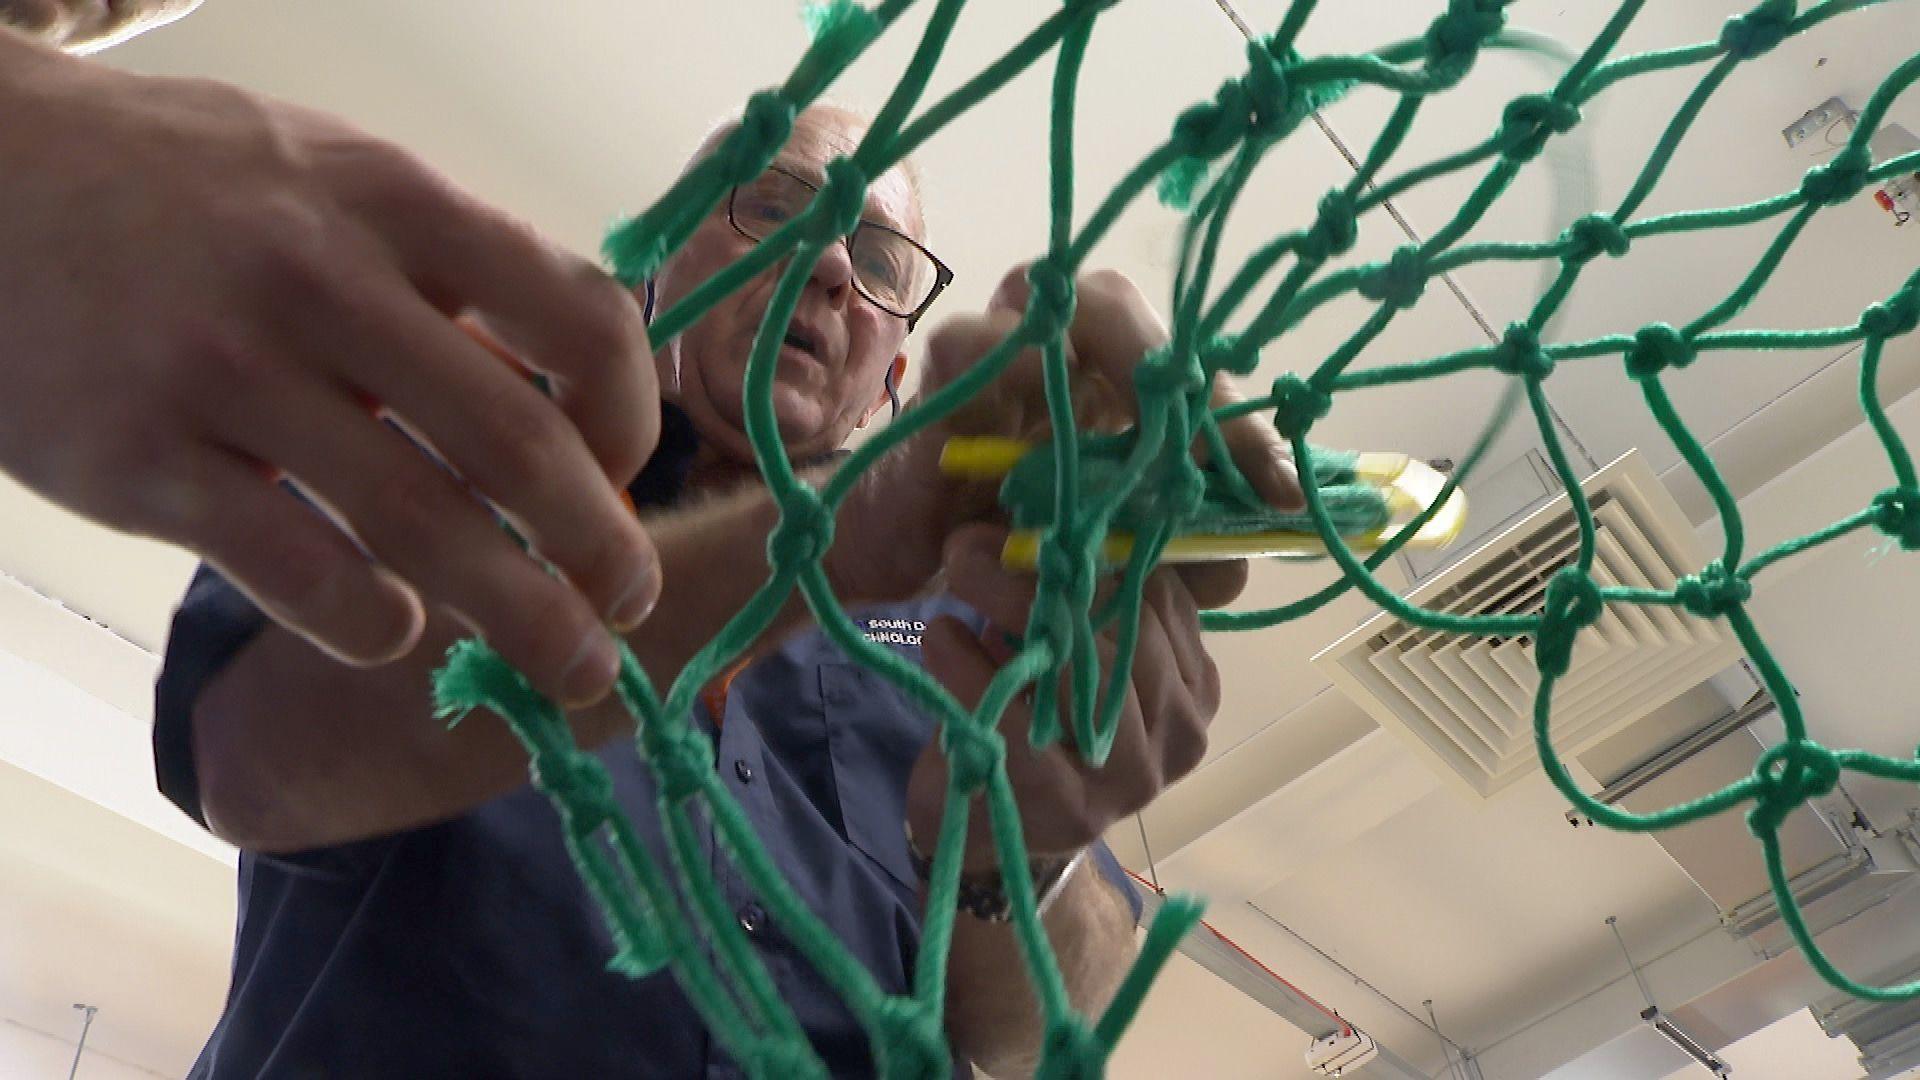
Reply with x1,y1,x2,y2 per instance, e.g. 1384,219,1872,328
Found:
682,95,930,241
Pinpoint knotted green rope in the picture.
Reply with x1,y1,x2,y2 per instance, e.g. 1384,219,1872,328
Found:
430,0,1920,1072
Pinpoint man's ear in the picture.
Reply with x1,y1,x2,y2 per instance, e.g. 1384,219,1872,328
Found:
858,353,910,428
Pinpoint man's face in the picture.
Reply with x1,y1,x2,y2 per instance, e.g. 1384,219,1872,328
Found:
652,109,923,464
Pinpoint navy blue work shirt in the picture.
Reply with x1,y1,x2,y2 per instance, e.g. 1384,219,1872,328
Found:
154,403,1139,1079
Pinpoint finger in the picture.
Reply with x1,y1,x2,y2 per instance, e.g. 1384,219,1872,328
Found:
1066,629,1155,798
943,523,1132,638
1213,386,1304,511
942,523,1037,632
315,260,660,630
987,260,1039,316
1131,580,1213,785
455,317,638,516
1175,557,1251,610
200,367,626,705
1062,270,1171,392
343,158,659,487
137,440,424,666
923,616,1093,856
1144,569,1216,713
920,310,1051,438
920,310,1025,423
924,305,1129,439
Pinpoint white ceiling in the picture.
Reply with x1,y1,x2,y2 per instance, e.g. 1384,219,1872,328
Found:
4,0,1918,1076
0,759,232,1075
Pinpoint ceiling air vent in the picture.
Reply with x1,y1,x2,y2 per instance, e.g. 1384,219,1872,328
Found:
1314,450,1742,798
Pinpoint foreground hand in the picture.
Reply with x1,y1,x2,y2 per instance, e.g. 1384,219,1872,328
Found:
0,37,659,705
906,524,1248,869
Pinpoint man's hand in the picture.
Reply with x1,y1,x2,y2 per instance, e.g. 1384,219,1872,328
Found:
1,0,200,52
827,265,1301,607
0,35,659,706
892,264,1299,866
935,265,1303,510
908,524,1244,868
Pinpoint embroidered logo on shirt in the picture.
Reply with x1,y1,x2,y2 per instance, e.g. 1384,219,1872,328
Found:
861,617,925,647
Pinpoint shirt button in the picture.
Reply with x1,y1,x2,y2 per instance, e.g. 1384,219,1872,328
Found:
738,904,765,935
734,759,754,784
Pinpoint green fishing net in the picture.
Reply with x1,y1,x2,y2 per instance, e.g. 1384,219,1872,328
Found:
431,1,1920,1075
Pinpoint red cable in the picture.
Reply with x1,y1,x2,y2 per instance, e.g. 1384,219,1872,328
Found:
1124,868,1353,1038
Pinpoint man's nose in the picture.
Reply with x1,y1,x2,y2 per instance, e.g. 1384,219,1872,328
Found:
806,236,856,299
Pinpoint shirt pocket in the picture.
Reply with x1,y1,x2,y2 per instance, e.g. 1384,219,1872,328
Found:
818,662,938,893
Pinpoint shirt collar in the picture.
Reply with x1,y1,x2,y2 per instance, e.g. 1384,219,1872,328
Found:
626,402,701,510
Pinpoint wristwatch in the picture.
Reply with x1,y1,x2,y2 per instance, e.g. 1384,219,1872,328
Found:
904,823,1087,923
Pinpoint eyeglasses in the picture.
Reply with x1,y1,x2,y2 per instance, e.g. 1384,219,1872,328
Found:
727,165,953,329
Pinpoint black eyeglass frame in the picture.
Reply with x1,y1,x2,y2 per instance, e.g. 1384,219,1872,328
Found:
726,164,954,330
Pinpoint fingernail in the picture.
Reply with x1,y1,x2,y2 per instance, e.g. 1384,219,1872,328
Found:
560,628,622,707
610,557,661,632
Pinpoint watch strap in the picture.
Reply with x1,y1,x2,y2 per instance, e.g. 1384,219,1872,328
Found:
904,824,1084,923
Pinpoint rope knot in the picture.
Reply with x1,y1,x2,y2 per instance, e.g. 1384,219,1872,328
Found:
1038,534,1097,608
1169,81,1250,163
872,998,949,1079
1038,1018,1106,1080
1304,189,1361,260
1749,739,1839,834
1624,323,1695,381
1270,373,1332,439
942,721,1006,795
1496,93,1582,162
712,91,796,186
1423,1,1508,86
1021,259,1079,340
1800,147,1870,207
1872,487,1920,550
1720,0,1797,61
643,723,715,802
1133,351,1207,402
1534,567,1602,678
1358,246,1429,310
1027,597,1077,673
1674,560,1751,619
1561,213,1630,264
1491,322,1554,380
767,486,835,570
1201,333,1253,376
1860,286,1920,339
533,749,615,832
801,157,870,245
1242,39,1298,140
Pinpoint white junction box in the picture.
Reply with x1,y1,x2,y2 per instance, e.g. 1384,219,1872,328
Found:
1305,1028,1379,1076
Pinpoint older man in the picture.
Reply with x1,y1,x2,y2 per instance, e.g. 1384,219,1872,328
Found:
158,102,1300,1077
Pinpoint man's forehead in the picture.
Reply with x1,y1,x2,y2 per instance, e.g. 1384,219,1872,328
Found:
769,157,916,232
770,121,919,234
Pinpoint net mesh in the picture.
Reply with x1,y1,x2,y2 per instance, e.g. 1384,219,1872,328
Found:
430,0,1920,1074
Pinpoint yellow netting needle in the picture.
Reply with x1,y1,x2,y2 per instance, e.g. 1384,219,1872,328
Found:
940,437,1468,568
